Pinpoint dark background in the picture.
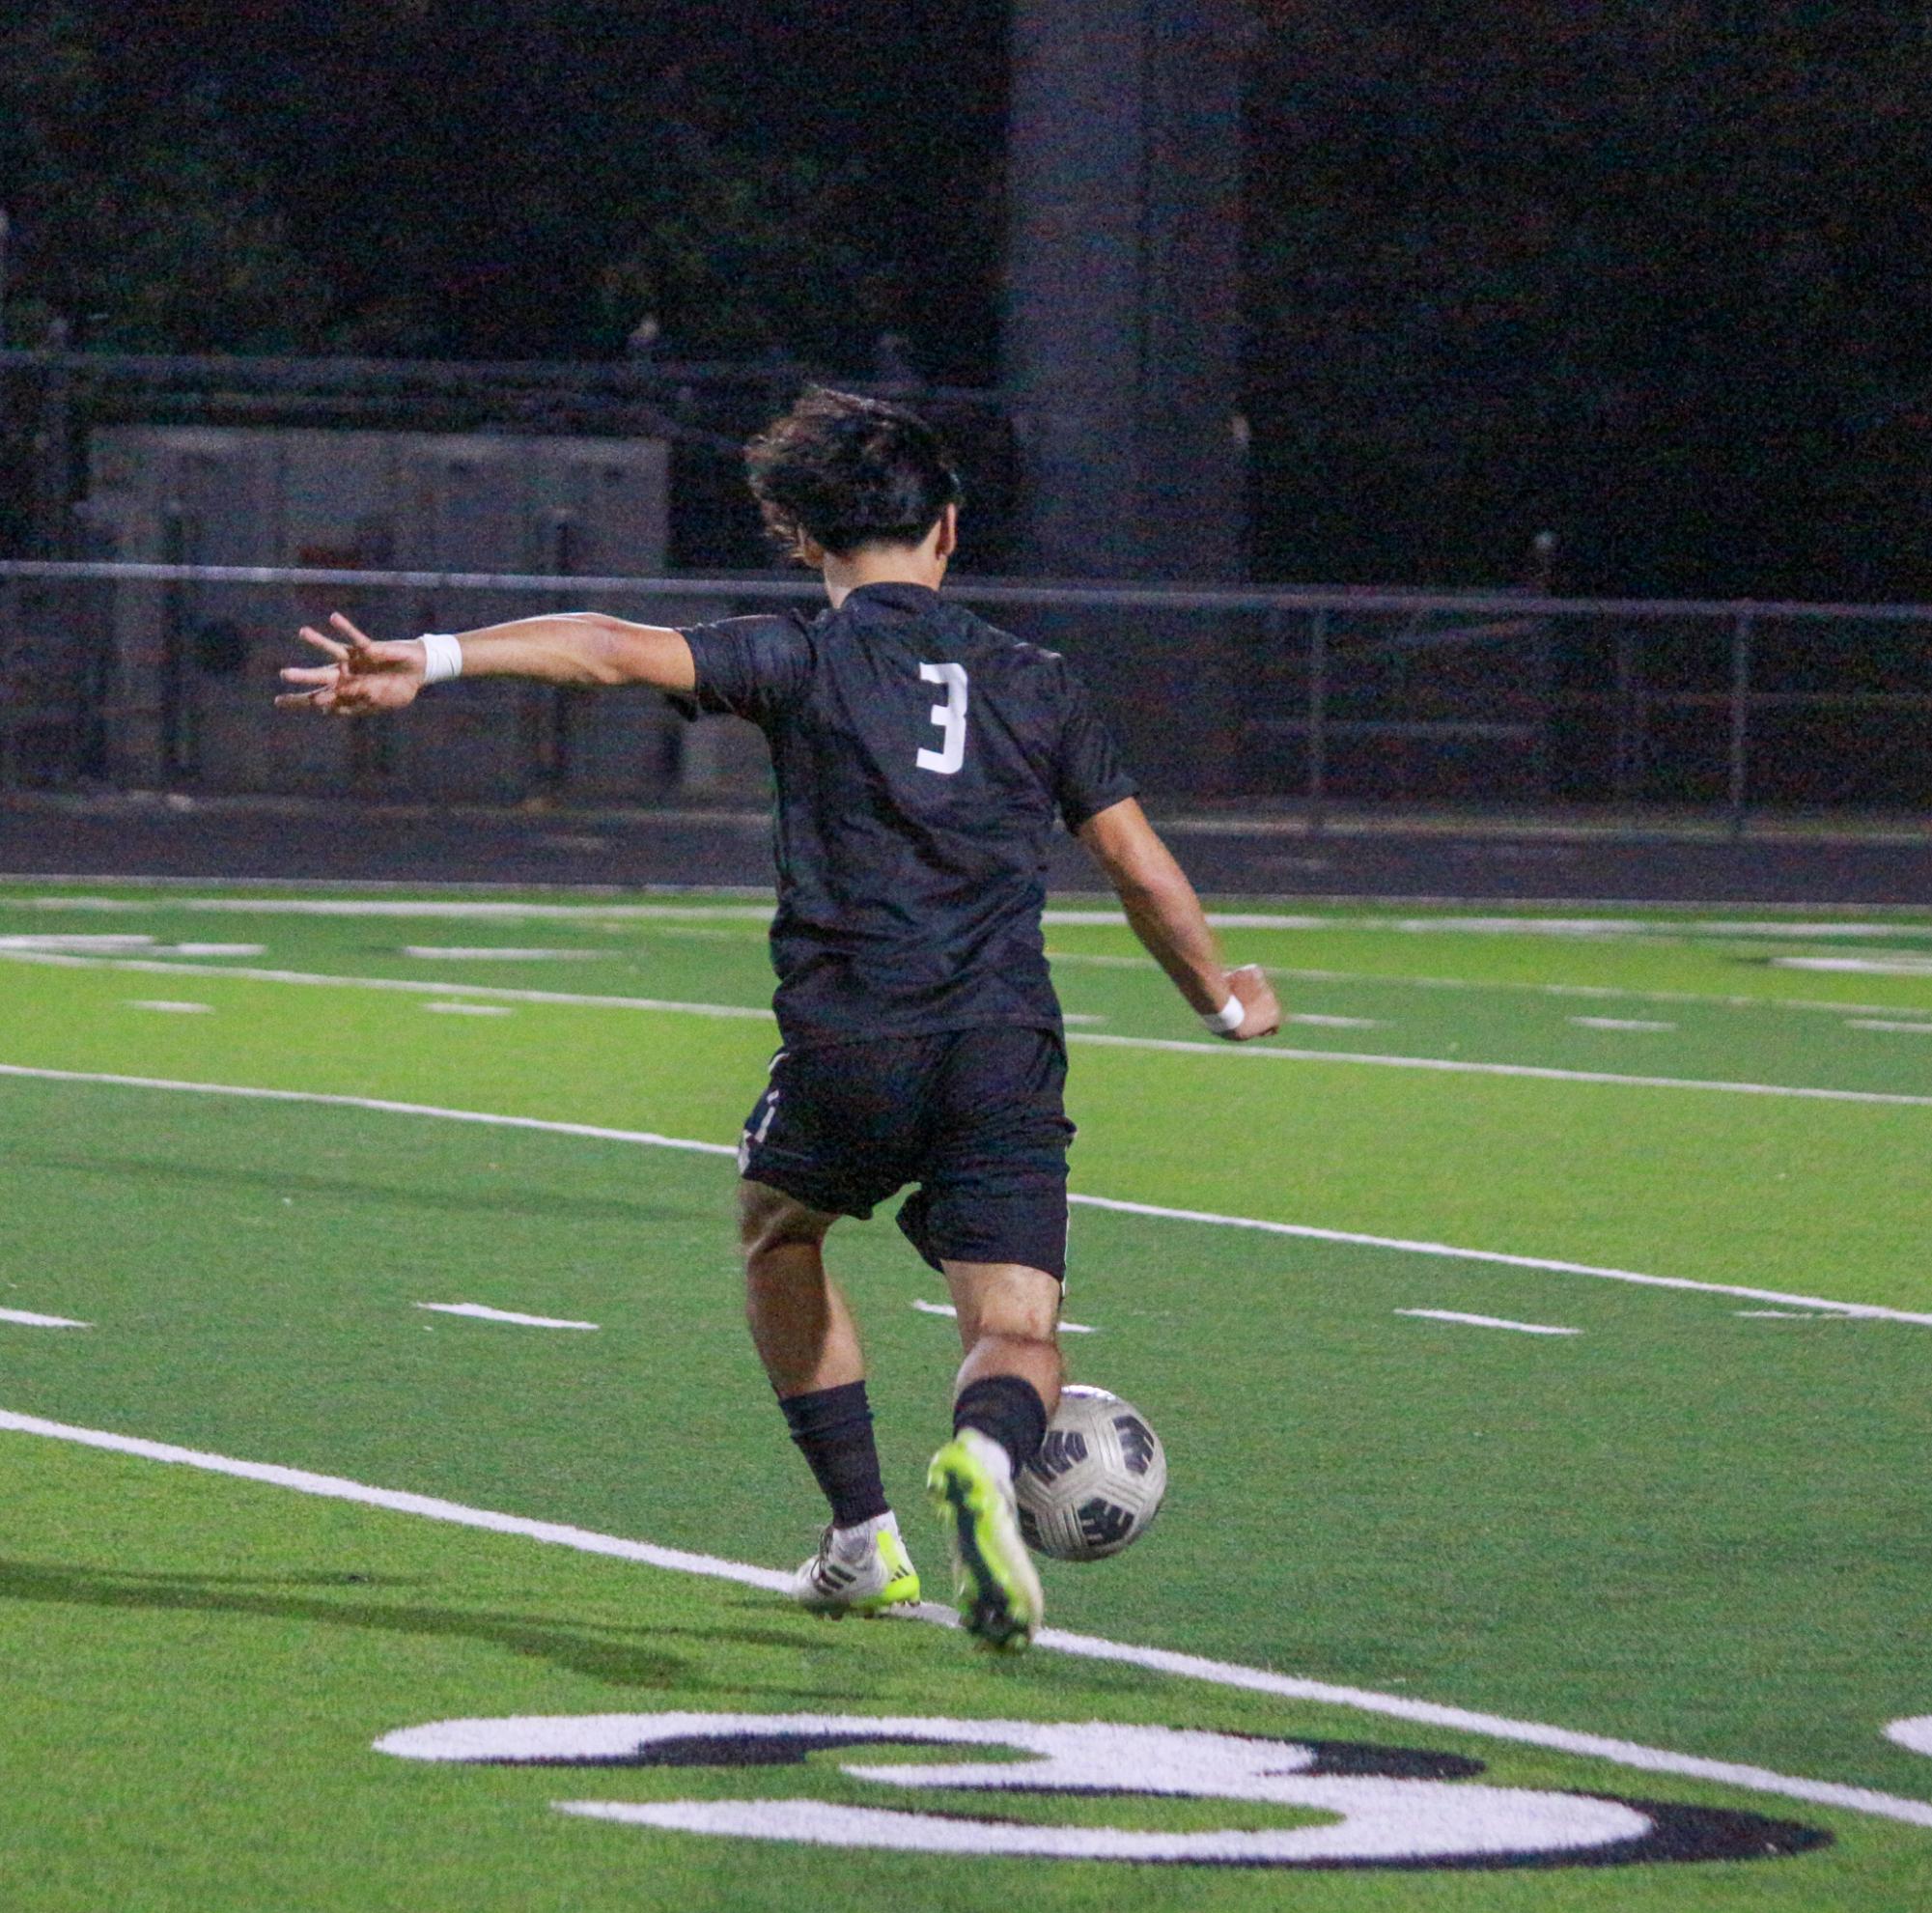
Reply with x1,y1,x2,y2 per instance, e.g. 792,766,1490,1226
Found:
3,0,1930,599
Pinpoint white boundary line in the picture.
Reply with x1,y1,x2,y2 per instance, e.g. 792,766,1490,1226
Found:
1047,948,1932,1023
4,1060,1928,1327
7,872,1932,912
1396,1309,1580,1336
417,1303,600,1332
1067,1028,1932,1108
0,1307,90,1329
1,1404,1927,1832
7,949,1927,1107
1064,1190,1932,1328
0,949,771,1020
12,886,1932,937
0,1061,737,1157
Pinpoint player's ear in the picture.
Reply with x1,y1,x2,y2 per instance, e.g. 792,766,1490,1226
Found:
796,532,827,569
933,503,959,561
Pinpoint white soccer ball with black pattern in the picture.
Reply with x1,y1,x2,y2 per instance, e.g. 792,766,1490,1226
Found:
1016,1384,1166,1561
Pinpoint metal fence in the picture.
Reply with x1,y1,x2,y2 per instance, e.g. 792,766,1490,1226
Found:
4,559,1932,832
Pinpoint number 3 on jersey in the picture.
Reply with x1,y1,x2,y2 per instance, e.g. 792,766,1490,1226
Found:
915,661,969,774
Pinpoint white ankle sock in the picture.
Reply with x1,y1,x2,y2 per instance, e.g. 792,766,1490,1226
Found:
830,1509,898,1556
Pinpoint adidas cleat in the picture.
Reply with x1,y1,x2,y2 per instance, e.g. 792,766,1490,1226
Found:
790,1515,921,1618
926,1431,1043,1652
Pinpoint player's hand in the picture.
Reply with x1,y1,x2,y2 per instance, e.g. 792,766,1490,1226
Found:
1220,963,1280,1041
275,612,425,717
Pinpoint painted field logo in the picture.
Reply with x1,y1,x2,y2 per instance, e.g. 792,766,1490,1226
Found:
375,1713,1826,1870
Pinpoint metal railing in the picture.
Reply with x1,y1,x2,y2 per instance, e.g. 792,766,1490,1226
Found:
4,559,1931,832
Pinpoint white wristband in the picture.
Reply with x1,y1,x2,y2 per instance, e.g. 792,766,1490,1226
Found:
1202,992,1245,1034
419,633,463,685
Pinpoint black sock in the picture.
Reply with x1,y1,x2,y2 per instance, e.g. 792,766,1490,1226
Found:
953,1375,1050,1477
779,1381,888,1528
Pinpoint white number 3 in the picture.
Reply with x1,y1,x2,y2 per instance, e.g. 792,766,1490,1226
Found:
915,662,968,774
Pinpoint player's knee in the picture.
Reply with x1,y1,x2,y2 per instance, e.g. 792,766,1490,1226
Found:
986,1324,1060,1365
948,1264,1061,1348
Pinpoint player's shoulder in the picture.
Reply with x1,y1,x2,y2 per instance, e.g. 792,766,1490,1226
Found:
685,605,815,646
945,604,1073,681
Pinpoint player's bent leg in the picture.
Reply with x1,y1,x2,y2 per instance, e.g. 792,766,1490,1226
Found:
738,1179,921,1617
925,1260,1059,1651
739,1179,858,1395
947,1260,1064,1420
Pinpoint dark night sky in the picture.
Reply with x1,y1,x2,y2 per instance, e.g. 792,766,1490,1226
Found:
8,2,1932,597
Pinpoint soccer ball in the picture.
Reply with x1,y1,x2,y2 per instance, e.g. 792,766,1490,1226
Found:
1016,1385,1166,1561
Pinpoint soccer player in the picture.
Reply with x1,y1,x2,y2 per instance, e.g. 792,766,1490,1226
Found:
278,387,1280,1649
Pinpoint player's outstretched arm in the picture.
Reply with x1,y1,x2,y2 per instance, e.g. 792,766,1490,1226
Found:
1077,798,1281,1041
276,610,695,717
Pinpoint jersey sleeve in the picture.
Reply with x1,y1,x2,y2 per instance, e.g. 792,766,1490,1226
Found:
1051,665,1138,830
672,613,814,723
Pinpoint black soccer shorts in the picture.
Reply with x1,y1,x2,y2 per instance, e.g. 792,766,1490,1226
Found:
737,1025,1074,1280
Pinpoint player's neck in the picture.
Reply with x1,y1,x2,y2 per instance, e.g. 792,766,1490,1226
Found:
821,553,947,610
820,517,954,608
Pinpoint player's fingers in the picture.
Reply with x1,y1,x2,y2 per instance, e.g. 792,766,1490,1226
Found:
273,689,323,709
279,665,337,686
330,611,377,652
1227,963,1270,1006
296,625,350,661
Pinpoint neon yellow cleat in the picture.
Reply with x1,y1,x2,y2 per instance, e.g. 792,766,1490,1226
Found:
926,1431,1044,1651
790,1515,921,1618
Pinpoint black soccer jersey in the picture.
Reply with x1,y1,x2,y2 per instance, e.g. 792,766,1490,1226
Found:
676,581,1135,1048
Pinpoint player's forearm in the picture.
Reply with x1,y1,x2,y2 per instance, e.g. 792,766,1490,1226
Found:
432,614,696,690
1077,800,1231,1014
1110,858,1231,1016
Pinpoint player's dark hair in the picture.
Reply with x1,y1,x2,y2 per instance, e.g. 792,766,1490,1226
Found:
744,386,962,560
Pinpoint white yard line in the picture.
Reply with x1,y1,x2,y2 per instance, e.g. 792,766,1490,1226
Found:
1046,911,1932,941
0,949,771,1020
0,1062,738,1157
1567,1017,1677,1032
1065,1028,1932,1109
1396,1309,1580,1337
402,946,618,961
4,1061,1927,1327
1049,947,1932,1024
416,1303,599,1332
423,1002,515,1017
1777,957,1932,977
1849,1019,1932,1034
0,933,159,948
125,1000,214,1015
911,1298,1096,1335
1736,1310,1825,1320
6,948,1923,1106
2,1404,1928,1833
1056,1191,1932,1327
0,1308,89,1329
9,895,778,922
14,889,1932,941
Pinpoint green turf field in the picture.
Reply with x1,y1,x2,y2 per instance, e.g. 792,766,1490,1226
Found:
2,878,1930,1907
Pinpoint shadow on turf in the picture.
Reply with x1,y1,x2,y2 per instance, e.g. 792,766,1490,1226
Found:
8,1152,695,1225
0,1558,852,1697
